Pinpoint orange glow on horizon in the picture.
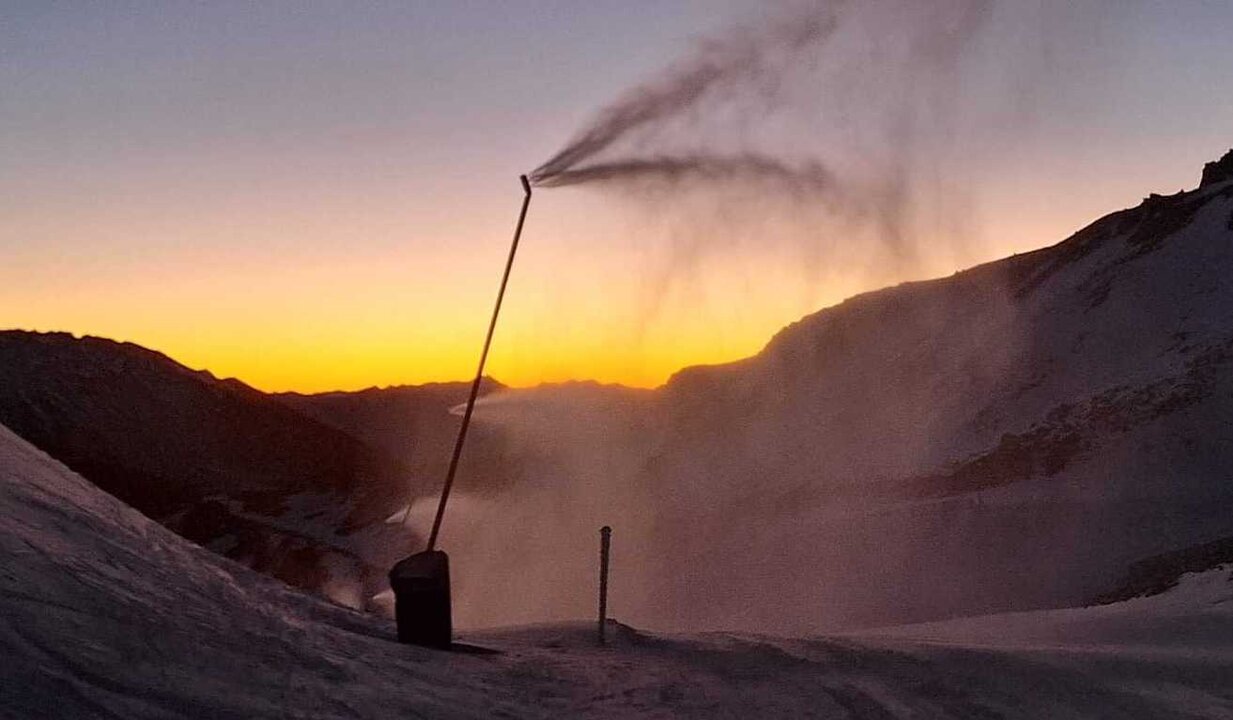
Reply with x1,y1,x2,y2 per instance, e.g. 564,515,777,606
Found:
1,147,1196,395
4,259,857,394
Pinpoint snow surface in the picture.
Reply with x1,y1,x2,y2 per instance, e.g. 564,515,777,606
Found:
4,423,1232,718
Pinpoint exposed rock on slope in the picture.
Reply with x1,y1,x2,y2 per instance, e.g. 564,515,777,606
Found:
1092,534,1233,605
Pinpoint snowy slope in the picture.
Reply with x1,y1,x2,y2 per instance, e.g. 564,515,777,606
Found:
865,564,1233,652
4,421,1233,718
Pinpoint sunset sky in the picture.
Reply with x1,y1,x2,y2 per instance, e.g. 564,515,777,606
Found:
4,1,1233,392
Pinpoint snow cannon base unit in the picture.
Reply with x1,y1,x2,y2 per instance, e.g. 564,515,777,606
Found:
391,176,531,651
389,550,452,648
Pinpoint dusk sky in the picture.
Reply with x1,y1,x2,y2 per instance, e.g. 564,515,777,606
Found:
4,1,1233,392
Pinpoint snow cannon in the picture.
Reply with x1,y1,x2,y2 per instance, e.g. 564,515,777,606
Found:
389,551,451,648
391,174,532,649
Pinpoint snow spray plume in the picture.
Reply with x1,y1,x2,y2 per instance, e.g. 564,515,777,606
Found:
526,0,1014,297
533,155,836,196
529,4,846,192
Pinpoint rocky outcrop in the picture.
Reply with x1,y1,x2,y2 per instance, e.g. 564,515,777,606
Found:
1200,148,1233,187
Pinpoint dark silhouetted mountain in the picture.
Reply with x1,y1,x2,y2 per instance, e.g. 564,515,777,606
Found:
0,331,420,605
276,379,508,494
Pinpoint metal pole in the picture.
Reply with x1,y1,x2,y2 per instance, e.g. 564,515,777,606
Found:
598,525,611,645
419,175,533,550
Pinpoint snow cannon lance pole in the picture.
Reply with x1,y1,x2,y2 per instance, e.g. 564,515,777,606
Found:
423,173,532,550
390,175,531,648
